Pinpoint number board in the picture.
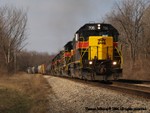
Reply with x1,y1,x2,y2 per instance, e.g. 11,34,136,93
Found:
88,26,96,30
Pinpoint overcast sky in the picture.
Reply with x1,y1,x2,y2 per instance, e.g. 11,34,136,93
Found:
0,0,117,54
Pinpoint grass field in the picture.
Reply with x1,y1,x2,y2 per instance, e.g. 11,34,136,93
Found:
0,73,51,113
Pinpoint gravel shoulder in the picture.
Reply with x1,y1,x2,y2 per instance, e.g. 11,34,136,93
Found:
44,75,150,113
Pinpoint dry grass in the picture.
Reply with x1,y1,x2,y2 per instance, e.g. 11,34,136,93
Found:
123,57,150,81
0,73,51,113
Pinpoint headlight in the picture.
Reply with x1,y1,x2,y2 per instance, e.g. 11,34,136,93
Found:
89,61,93,65
112,61,117,65
98,24,101,29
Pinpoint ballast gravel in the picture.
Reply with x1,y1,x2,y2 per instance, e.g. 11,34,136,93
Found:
44,76,150,113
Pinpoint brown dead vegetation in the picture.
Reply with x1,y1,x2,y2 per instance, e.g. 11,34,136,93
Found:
0,73,51,113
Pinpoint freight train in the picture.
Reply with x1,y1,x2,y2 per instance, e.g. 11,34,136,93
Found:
28,23,123,81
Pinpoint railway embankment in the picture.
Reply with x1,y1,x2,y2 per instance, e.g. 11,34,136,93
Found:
45,75,150,113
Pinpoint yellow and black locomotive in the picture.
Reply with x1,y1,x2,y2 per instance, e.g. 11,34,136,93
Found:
51,23,123,81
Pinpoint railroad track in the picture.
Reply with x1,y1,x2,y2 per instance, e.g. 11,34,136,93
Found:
105,81,150,99
46,75,150,99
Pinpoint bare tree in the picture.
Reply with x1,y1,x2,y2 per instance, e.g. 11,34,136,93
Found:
0,6,27,73
142,5,150,58
105,0,150,80
106,0,150,65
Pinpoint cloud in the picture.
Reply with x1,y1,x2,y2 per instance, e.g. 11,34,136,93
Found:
0,0,116,53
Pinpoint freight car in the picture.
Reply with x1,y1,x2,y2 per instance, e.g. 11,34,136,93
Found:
36,64,46,74
50,23,123,81
27,64,46,74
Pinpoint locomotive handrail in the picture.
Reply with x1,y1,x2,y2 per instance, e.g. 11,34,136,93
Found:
79,36,86,68
115,46,123,68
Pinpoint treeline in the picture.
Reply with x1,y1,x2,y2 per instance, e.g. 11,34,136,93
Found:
17,50,55,72
106,0,150,80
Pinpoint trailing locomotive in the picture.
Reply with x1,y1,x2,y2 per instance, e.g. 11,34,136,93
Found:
50,23,123,81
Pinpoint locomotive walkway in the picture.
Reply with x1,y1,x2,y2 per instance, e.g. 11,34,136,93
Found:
44,75,150,113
